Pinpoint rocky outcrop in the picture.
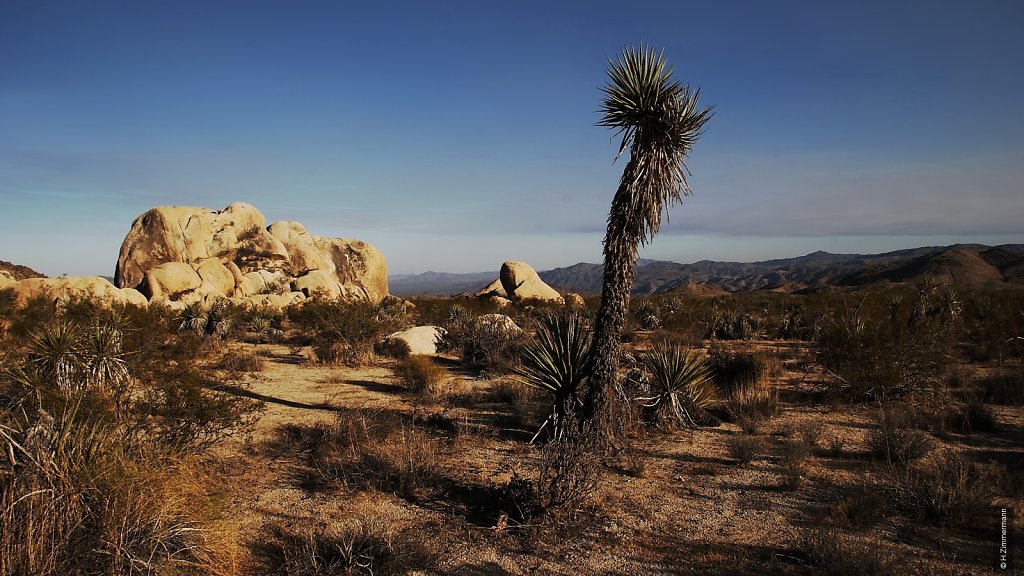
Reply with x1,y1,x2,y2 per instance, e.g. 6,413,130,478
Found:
10,277,147,307
115,203,388,307
499,261,563,304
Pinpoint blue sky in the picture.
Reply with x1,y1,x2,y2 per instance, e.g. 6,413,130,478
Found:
1,0,1021,277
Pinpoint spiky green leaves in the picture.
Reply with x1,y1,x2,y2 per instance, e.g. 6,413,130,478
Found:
515,313,593,401
514,313,594,441
638,341,715,425
598,44,713,243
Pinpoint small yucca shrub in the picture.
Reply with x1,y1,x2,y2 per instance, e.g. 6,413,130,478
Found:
637,342,715,426
28,321,83,393
513,312,592,441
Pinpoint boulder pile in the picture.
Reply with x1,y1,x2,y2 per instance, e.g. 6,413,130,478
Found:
114,202,388,308
1,202,389,310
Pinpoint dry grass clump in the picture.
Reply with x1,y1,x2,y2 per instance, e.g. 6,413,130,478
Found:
797,529,899,576
867,405,935,468
883,450,996,527
710,348,780,434
0,402,232,575
778,440,812,491
279,409,444,501
793,420,824,447
829,483,885,530
726,434,764,465
392,355,449,399
217,348,266,374
258,515,433,576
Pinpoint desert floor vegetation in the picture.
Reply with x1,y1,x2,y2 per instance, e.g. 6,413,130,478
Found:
0,286,1021,574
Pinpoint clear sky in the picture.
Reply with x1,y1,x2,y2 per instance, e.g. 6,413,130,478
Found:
2,0,1022,277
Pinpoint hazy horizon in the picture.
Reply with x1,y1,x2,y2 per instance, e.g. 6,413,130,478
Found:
3,1,1023,279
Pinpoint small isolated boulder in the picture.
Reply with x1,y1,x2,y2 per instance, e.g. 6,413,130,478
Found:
379,326,446,357
499,261,563,304
475,313,522,335
143,262,202,299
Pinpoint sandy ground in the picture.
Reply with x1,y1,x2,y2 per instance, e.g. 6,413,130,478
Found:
206,341,1024,575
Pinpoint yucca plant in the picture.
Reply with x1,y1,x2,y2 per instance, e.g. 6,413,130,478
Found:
514,313,593,442
81,323,132,408
28,321,83,393
177,303,207,335
637,341,714,426
635,300,662,330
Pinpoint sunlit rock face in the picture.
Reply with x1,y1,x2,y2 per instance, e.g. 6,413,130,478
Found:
115,202,388,307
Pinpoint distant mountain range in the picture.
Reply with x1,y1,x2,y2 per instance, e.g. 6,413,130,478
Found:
389,244,1024,297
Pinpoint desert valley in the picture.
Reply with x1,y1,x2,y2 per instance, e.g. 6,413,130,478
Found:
1,200,1021,575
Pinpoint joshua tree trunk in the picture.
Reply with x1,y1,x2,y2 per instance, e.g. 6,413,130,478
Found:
584,156,644,445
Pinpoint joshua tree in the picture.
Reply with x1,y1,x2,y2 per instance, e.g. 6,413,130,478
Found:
584,45,712,442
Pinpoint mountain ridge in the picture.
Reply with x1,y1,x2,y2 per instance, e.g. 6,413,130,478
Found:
388,244,1024,297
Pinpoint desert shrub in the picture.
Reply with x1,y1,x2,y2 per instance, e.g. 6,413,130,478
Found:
793,420,824,447
979,367,1024,405
392,355,448,399
291,300,407,366
0,396,230,575
960,290,1024,363
138,365,263,452
532,421,599,519
884,450,995,527
513,312,592,441
259,516,432,576
292,409,443,500
867,405,934,468
726,434,763,465
815,286,957,401
6,294,57,340
779,440,811,490
830,484,885,530
217,348,265,374
797,530,899,576
637,342,716,427
460,316,526,373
